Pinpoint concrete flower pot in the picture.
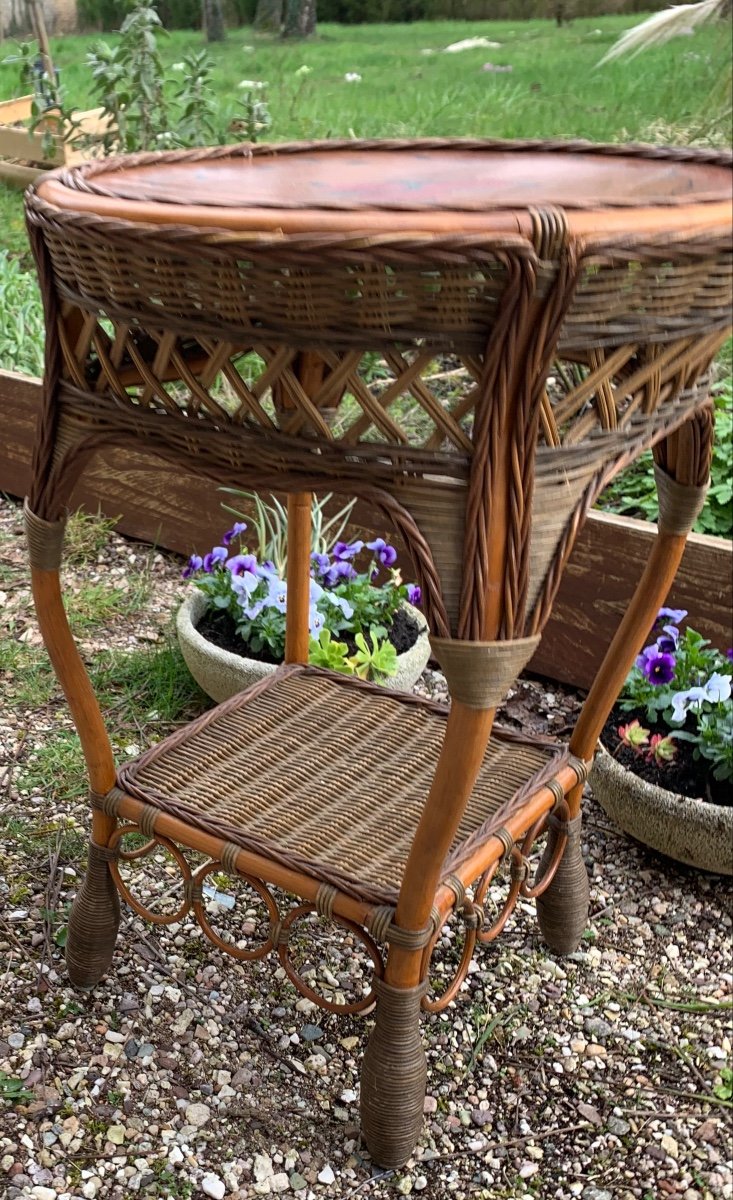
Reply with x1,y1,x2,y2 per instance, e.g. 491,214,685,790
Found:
589,743,733,876
177,589,431,705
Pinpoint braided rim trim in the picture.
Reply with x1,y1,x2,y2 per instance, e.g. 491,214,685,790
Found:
50,137,732,213
24,498,66,570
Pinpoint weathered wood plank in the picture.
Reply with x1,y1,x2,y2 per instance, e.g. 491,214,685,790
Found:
0,123,65,166
0,95,34,123
529,511,732,688
1,369,730,690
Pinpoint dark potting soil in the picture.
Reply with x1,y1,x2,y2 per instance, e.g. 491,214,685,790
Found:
197,605,420,669
602,707,729,807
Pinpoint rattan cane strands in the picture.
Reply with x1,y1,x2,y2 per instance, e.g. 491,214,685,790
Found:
31,205,732,362
43,357,716,643
117,668,564,905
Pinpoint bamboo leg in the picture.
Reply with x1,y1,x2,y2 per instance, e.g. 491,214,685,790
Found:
538,397,716,956
361,704,494,1163
284,492,312,665
30,565,120,986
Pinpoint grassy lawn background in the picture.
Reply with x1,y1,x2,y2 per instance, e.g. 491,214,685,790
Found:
1,16,730,260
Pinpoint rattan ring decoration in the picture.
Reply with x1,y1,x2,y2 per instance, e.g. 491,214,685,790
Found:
191,861,280,962
421,902,479,1014
108,825,192,926
474,809,568,945
277,904,384,1015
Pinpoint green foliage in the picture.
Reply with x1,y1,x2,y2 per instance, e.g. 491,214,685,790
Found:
221,490,356,575
598,380,733,537
308,627,352,672
172,49,219,144
621,622,733,784
348,629,398,678
63,509,121,565
714,1066,733,1101
87,3,169,152
0,1071,34,1105
0,251,44,376
308,626,398,678
77,0,202,32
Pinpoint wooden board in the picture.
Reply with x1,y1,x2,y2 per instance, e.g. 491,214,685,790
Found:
0,122,65,166
1,369,730,690
0,95,34,123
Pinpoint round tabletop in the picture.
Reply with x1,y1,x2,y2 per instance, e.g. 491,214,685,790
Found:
37,140,732,238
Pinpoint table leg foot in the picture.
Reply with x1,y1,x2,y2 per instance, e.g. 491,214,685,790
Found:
536,813,589,955
360,978,427,1168
66,840,121,990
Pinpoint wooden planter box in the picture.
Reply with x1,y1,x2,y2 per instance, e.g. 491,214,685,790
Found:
0,94,105,187
1,368,730,690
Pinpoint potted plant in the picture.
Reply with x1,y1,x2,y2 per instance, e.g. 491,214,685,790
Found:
590,608,733,874
177,493,430,703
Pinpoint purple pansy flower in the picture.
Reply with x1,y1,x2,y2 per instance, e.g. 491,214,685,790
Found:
656,624,681,654
332,540,364,562
226,553,258,577
325,560,357,586
202,546,228,573
670,686,708,723
310,551,330,578
366,537,397,567
181,554,203,580
640,650,676,686
221,521,247,546
705,672,732,704
727,648,733,662
407,583,422,607
265,577,288,613
309,606,326,635
230,571,260,601
654,607,687,629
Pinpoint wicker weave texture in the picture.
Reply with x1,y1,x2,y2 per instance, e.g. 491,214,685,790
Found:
118,669,562,904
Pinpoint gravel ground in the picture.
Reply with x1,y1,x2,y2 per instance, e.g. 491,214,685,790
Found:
1,494,731,1200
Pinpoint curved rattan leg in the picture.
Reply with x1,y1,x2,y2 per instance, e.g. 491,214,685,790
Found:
360,978,427,1168
536,812,589,955
66,841,121,989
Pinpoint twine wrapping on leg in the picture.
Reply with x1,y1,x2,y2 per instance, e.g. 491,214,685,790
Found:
536,812,589,955
66,841,121,989
360,978,428,1168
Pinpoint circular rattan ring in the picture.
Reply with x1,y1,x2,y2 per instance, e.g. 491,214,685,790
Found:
108,825,191,925
191,861,280,961
420,903,478,1014
519,800,570,899
277,904,384,1015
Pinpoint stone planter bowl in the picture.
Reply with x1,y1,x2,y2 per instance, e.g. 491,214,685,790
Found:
589,744,733,876
177,590,431,705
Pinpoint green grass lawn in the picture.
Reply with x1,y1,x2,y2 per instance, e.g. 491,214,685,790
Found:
0,16,730,533
1,15,731,260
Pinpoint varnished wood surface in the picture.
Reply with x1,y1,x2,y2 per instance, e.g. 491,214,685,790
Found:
2,369,730,690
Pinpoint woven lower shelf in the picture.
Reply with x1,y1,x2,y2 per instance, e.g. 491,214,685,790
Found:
118,665,567,904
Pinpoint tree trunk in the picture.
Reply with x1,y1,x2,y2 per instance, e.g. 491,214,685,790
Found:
282,0,316,37
203,0,226,41
254,0,282,32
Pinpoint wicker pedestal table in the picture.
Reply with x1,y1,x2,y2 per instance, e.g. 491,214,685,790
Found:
24,140,732,1167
